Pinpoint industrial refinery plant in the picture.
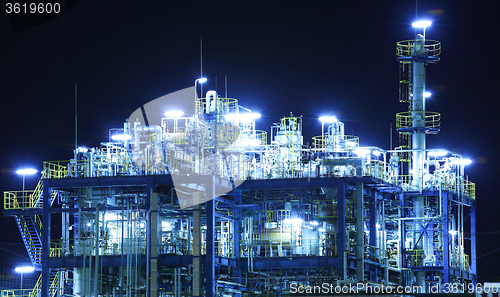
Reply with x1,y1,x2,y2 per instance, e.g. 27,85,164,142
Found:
2,21,476,296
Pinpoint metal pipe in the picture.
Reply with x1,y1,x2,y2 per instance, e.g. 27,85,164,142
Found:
94,206,100,295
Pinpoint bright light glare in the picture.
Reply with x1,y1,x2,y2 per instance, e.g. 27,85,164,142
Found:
15,266,35,273
16,169,37,175
346,141,357,147
428,150,447,157
412,20,432,28
104,212,118,221
165,110,184,117
319,116,337,123
310,221,319,226
225,112,261,121
453,158,472,165
283,218,303,226
319,228,325,232
372,150,381,156
423,92,432,98
448,230,458,236
77,147,89,153
196,77,207,83
354,148,371,156
111,134,132,141
242,139,262,146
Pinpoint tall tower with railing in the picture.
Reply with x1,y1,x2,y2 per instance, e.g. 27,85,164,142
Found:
396,20,441,288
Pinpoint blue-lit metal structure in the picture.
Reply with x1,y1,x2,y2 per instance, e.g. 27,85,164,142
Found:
2,23,476,297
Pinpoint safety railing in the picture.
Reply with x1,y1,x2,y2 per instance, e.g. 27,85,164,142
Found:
43,161,72,178
43,162,67,179
3,189,58,210
312,135,359,151
1,289,34,297
396,111,440,132
4,191,22,209
29,271,59,297
160,236,189,255
265,210,290,222
173,127,188,145
240,238,337,258
195,97,239,115
72,236,147,257
215,240,233,258
463,180,476,199
313,200,354,220
405,249,444,267
396,39,441,57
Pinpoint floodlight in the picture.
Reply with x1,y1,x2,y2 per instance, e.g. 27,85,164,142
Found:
423,92,432,98
225,112,261,122
15,266,35,292
16,169,37,175
111,134,132,141
319,116,337,123
196,77,207,83
428,150,447,157
76,147,89,153
165,110,184,118
15,266,35,273
283,218,303,226
452,159,472,165
412,20,432,28
354,148,371,156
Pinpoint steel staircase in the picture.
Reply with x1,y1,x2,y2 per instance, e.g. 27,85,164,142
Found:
14,176,59,269
30,271,60,297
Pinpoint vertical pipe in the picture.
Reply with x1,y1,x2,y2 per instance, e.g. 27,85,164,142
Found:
442,191,449,284
192,192,201,297
412,35,426,289
150,190,159,297
336,180,346,279
94,207,100,296
206,188,216,297
233,191,242,284
75,79,78,177
470,205,476,277
355,183,364,282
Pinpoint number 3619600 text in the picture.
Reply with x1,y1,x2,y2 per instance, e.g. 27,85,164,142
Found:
6,2,61,14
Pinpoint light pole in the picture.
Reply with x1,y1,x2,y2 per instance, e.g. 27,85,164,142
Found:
194,77,207,112
15,266,35,294
16,168,37,209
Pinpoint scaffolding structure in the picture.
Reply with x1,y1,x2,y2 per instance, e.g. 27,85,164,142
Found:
3,25,476,297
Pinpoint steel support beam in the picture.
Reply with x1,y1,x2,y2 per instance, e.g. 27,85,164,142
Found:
41,181,50,297
206,176,216,297
337,179,346,279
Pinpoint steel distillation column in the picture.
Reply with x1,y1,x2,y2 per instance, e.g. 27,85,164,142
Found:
411,35,426,289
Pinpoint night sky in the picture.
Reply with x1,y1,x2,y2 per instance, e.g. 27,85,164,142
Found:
1,0,499,280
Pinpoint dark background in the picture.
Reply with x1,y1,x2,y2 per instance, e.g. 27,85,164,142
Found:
0,0,499,281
